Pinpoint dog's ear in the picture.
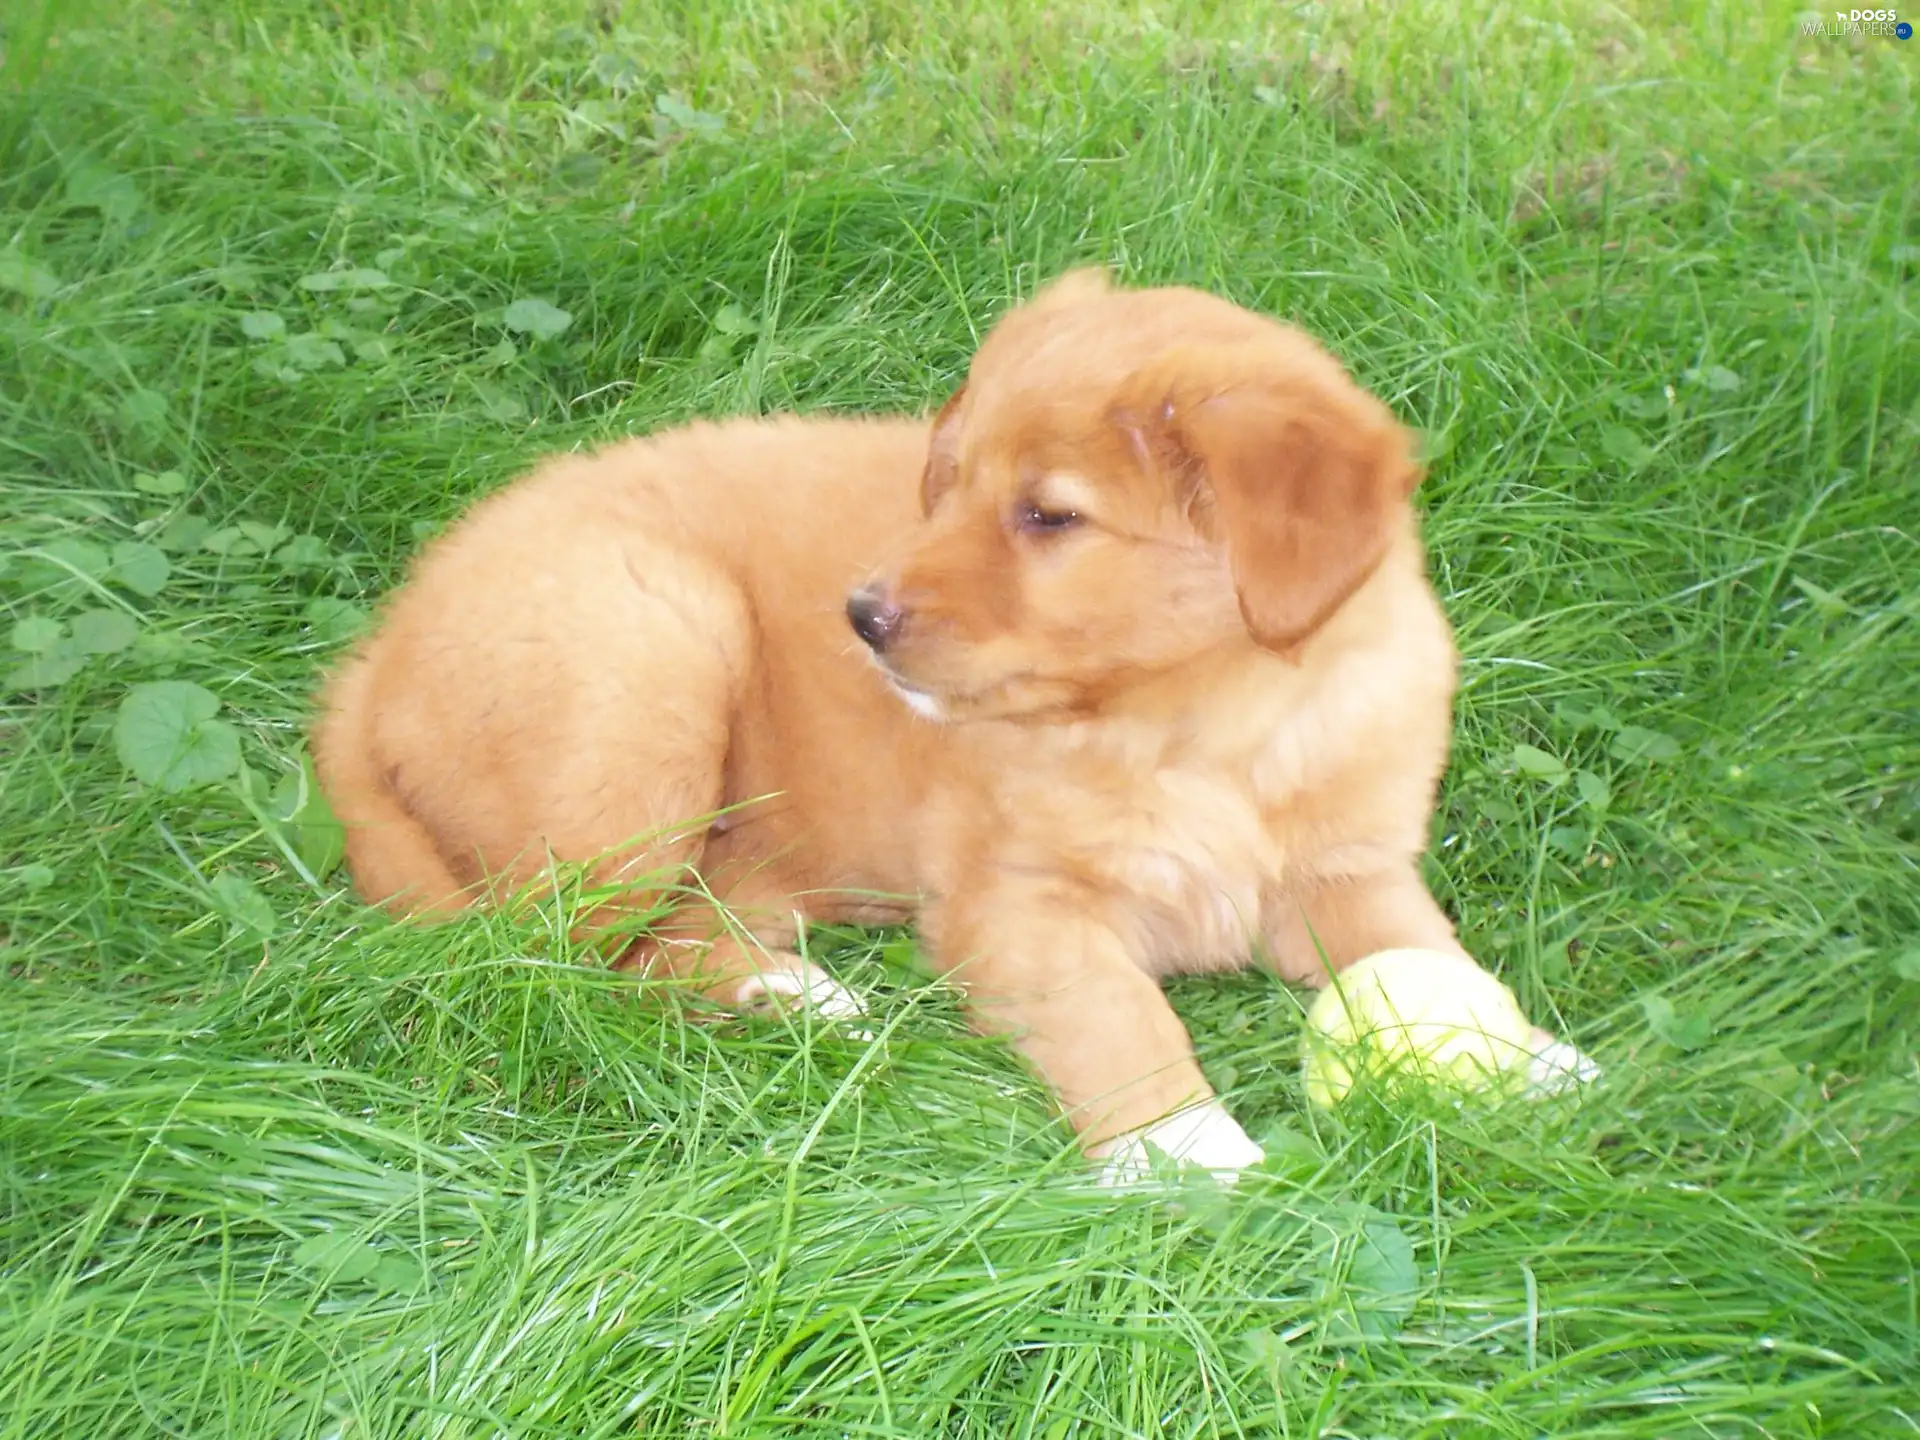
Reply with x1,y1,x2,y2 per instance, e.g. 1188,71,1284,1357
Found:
1028,266,1112,313
1117,341,1420,652
921,383,968,515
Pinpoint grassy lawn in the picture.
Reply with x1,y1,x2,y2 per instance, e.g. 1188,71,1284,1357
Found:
3,1,1916,1434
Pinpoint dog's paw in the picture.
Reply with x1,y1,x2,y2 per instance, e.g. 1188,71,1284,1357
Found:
1097,1100,1266,1188
1524,1028,1602,1094
733,964,870,1028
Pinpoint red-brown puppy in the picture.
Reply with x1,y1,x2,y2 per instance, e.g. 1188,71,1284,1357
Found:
313,271,1585,1180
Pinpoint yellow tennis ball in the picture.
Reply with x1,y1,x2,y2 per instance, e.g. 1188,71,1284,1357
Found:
1303,948,1538,1108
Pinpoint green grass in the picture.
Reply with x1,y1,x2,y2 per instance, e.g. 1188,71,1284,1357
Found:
2,0,1916,1434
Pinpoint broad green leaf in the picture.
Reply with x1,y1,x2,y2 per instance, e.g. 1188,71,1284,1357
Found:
1553,699,1597,731
1252,1123,1324,1179
296,267,391,293
70,609,139,654
1552,699,1623,733
133,468,187,496
210,871,277,936
63,163,142,224
274,535,332,570
109,540,170,597
1611,391,1666,419
573,100,629,143
283,333,347,370
712,302,757,335
352,336,392,364
200,526,256,557
236,756,276,814
129,629,208,674
270,753,347,879
303,597,368,645
654,92,724,134
1548,824,1587,857
1169,1163,1235,1233
1574,769,1611,811
292,1233,381,1282
1893,948,1920,983
39,538,111,578
591,51,641,89
480,337,518,368
153,514,210,553
120,388,169,430
1610,725,1681,764
10,616,65,654
1237,1326,1295,1373
1641,993,1712,1050
0,248,61,298
239,311,286,341
1685,365,1742,392
237,521,291,552
1512,743,1569,784
501,297,573,339
14,863,56,890
3,645,84,691
1599,425,1653,469
878,934,929,977
471,379,527,423
114,681,241,790
1330,1210,1419,1342
370,1253,428,1294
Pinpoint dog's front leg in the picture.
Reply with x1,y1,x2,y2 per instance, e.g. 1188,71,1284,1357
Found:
1261,864,1469,984
930,889,1265,1184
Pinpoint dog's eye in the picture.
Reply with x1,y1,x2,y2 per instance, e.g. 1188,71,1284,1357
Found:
1018,502,1082,534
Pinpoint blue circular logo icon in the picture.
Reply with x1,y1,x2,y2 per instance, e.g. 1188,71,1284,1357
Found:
1899,19,1914,38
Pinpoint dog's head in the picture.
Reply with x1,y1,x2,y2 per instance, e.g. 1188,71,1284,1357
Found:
848,270,1422,722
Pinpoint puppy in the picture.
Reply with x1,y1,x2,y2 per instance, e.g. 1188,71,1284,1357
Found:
313,271,1588,1181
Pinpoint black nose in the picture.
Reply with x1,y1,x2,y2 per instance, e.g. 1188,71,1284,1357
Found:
846,585,905,652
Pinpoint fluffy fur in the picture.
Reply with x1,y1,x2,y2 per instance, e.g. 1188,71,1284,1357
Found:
313,271,1475,1164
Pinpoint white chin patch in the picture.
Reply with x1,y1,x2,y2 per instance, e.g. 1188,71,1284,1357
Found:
1097,1099,1265,1188
733,964,869,1027
887,679,947,723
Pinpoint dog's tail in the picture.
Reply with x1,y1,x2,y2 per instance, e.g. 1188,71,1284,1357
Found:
310,649,470,917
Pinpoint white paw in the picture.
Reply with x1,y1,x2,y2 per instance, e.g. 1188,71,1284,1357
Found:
1524,1029,1602,1094
733,964,871,1029
1097,1099,1265,1188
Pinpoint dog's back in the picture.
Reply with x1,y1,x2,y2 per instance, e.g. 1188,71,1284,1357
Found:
312,416,933,923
